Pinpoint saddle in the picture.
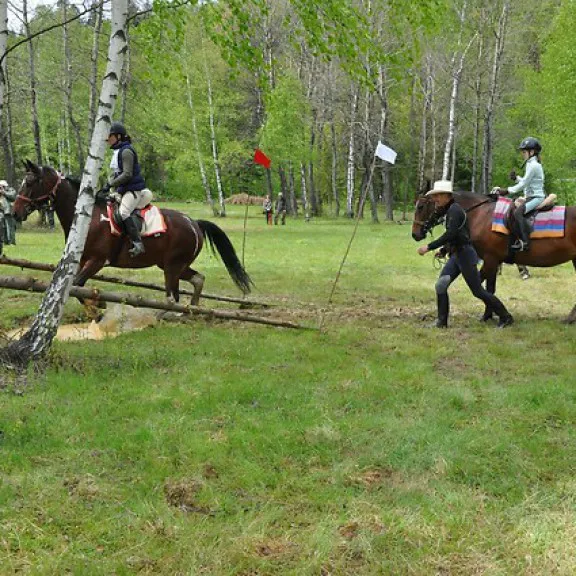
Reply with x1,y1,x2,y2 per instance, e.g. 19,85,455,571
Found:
101,194,167,238
506,194,557,233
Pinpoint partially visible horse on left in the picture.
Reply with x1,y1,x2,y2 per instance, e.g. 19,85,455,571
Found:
12,160,252,304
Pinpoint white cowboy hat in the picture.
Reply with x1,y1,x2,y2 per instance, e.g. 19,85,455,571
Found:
425,180,453,196
0,180,8,187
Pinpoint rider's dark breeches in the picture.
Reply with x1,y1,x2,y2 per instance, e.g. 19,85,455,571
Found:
436,245,510,319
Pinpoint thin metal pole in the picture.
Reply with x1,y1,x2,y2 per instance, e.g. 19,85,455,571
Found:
319,156,379,331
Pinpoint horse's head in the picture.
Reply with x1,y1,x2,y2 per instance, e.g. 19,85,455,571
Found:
13,159,61,222
411,193,440,241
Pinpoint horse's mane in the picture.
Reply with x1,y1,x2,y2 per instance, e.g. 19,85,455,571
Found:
65,175,81,190
454,190,497,203
51,170,107,207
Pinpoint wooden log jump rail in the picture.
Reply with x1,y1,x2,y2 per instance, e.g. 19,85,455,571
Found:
0,275,310,330
0,255,270,308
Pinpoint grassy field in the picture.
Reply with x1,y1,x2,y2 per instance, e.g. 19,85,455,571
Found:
1,203,576,575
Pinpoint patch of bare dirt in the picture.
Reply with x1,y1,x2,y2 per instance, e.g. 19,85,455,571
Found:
63,474,100,500
347,467,396,489
253,538,297,558
163,478,214,515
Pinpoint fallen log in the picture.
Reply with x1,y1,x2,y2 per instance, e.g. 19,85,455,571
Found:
0,255,269,308
0,275,308,330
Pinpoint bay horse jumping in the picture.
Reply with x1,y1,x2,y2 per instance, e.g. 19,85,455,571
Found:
12,160,252,304
412,191,576,323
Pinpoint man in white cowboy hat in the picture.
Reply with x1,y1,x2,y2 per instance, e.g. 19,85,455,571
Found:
0,179,17,248
417,180,514,328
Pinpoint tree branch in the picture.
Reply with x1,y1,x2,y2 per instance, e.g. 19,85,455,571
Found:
0,0,111,68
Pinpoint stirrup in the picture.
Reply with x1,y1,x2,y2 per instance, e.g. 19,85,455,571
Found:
510,239,528,252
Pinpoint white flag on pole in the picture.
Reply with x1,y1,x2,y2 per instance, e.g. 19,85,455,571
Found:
374,141,397,164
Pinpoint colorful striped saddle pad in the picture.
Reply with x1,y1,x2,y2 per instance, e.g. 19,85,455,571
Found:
491,197,566,238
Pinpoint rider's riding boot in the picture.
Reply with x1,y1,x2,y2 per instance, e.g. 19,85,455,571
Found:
497,314,514,328
433,293,449,328
511,213,531,252
122,215,145,257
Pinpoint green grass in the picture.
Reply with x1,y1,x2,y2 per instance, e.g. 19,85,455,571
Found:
1,204,576,574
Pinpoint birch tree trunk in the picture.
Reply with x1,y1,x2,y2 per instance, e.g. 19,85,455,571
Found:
300,162,310,221
203,51,225,216
377,63,393,220
481,2,509,194
417,59,432,193
441,1,468,180
288,161,297,215
1,0,129,366
328,62,339,216
119,22,131,124
330,118,339,216
308,118,318,216
346,85,359,218
63,1,85,171
0,0,14,184
23,0,42,165
87,1,103,140
184,68,216,215
471,29,484,193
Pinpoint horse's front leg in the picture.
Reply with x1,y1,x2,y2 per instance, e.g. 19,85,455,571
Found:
74,258,106,287
73,258,108,317
479,260,498,322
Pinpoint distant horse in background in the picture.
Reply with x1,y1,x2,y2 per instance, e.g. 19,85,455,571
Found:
12,160,252,304
412,190,576,322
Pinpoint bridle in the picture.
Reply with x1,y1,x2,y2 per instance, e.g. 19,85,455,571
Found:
416,196,494,236
17,169,62,211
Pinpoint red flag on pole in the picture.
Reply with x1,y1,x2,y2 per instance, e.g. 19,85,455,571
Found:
254,148,271,169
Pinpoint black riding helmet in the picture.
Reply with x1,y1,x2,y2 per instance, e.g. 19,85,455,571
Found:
518,136,542,154
109,122,127,137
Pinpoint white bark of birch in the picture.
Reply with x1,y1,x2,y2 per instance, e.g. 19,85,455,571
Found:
0,0,7,170
184,68,215,215
346,86,359,217
23,0,42,165
3,0,129,364
481,2,509,194
88,2,104,140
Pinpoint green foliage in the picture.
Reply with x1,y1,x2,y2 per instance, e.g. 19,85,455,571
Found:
260,74,311,166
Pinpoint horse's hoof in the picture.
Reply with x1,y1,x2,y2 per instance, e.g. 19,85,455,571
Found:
479,315,494,323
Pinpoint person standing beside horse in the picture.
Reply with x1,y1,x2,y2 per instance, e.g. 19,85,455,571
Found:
0,179,17,247
416,180,514,328
494,137,545,252
102,122,153,257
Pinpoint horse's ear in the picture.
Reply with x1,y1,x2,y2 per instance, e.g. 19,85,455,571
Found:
27,159,40,173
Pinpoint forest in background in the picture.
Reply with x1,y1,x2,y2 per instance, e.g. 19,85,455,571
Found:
1,0,575,221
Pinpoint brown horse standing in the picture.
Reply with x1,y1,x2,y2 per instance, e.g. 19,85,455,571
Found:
12,160,252,303
412,191,576,322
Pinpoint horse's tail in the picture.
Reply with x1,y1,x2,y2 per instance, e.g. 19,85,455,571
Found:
197,219,253,294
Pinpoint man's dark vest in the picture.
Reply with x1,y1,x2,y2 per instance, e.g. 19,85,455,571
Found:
113,142,146,193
